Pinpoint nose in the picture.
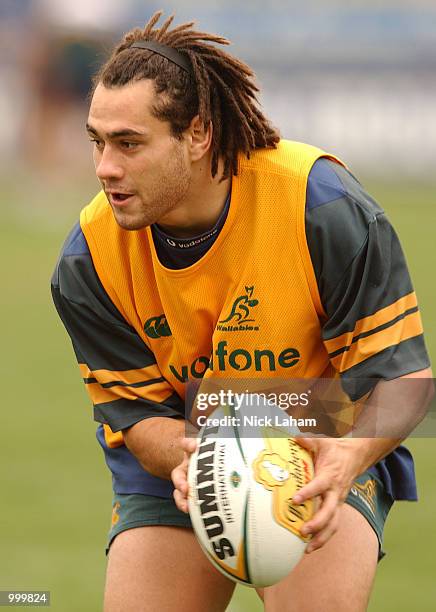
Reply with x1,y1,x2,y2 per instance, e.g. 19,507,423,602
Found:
94,145,124,181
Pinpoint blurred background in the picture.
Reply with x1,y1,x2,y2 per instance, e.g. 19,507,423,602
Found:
1,1,435,610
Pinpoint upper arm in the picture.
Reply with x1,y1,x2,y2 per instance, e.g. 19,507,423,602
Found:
306,159,431,398
51,223,184,435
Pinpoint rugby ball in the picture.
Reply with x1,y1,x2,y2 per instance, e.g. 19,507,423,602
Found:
187,405,315,588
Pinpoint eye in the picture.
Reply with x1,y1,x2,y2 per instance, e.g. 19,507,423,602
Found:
89,137,103,149
120,141,138,150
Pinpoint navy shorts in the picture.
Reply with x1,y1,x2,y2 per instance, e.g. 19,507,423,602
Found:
107,469,393,560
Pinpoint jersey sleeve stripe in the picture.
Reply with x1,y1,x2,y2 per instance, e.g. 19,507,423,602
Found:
324,291,418,354
82,373,167,389
78,363,174,405
79,363,165,386
329,310,424,372
84,378,173,406
97,378,166,390
328,306,419,359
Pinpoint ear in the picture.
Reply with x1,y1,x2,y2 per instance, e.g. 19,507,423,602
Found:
186,115,212,162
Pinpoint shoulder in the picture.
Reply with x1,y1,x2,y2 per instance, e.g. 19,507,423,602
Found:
239,140,330,177
305,158,386,266
51,219,119,314
51,220,129,328
60,221,90,258
305,159,392,305
51,222,92,293
52,189,111,296
307,157,383,220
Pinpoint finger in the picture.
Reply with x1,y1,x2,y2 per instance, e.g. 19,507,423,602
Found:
173,488,189,514
171,453,190,486
300,490,338,537
171,462,190,493
305,508,340,554
293,473,331,504
293,437,317,454
171,472,187,495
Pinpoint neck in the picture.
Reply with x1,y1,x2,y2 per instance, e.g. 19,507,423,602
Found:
156,156,231,238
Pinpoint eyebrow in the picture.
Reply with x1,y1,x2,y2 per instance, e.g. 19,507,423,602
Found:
86,123,147,138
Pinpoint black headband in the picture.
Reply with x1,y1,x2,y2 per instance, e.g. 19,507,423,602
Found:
130,40,193,76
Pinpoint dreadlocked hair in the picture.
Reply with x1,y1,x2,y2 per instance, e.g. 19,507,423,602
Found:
93,11,280,180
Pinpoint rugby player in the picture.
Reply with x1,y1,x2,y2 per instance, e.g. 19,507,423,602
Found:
51,11,433,612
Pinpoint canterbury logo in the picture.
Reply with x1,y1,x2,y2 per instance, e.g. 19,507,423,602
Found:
219,285,259,324
144,314,172,339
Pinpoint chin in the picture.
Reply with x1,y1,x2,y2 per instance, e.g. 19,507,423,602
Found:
112,210,152,231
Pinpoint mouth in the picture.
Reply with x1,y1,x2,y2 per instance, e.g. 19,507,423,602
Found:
107,191,135,207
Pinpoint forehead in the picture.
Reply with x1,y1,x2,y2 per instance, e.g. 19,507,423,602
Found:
88,80,166,134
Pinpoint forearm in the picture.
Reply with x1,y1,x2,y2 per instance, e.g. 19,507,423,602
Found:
338,437,400,479
123,417,187,479
350,367,434,475
293,370,433,553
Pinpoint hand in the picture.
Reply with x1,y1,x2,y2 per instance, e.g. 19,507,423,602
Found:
292,438,363,554
171,437,198,513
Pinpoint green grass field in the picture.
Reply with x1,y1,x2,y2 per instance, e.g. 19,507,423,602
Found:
1,173,435,611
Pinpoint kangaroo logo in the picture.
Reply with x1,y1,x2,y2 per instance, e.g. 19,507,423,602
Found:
351,478,377,515
261,460,290,483
253,452,292,489
144,314,172,339
111,502,121,527
219,286,259,324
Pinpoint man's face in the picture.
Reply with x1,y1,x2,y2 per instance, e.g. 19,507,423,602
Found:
87,80,191,230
